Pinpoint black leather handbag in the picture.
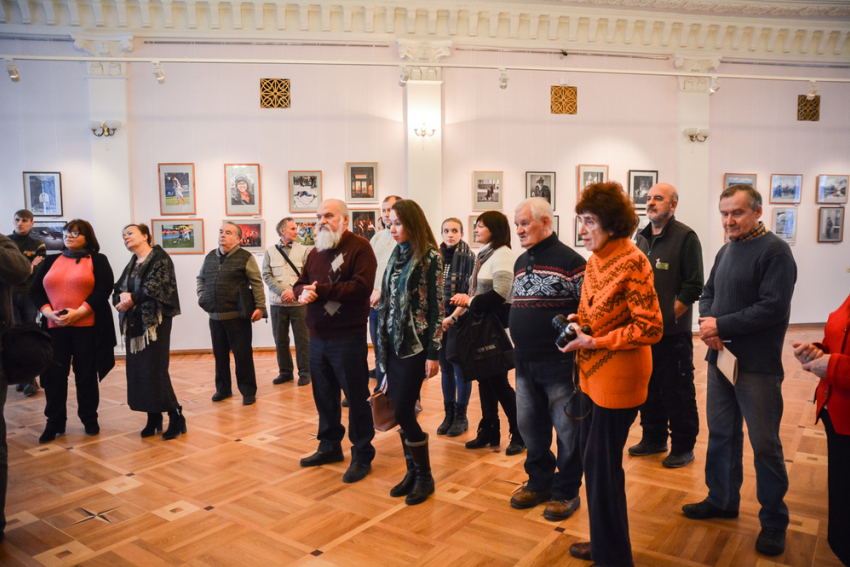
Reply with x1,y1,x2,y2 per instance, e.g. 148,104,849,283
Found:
1,322,54,385
445,309,514,382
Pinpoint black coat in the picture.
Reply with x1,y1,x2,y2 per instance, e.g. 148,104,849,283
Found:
30,252,117,381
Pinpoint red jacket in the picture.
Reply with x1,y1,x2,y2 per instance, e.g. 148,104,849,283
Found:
814,293,850,435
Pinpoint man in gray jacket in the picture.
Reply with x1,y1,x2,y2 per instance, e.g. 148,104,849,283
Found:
263,217,311,386
198,222,267,405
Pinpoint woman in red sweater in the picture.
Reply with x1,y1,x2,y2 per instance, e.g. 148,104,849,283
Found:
793,294,850,565
560,182,663,567
30,220,116,444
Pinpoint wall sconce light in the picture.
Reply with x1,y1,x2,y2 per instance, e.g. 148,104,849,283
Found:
414,123,435,138
709,76,720,95
399,67,410,87
499,68,509,90
683,127,710,143
91,120,122,137
5,58,21,83
152,61,166,84
807,80,819,100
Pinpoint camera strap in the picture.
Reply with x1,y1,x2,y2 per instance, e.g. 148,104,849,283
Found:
563,357,591,421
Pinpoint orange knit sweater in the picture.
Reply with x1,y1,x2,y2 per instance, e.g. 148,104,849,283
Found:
577,238,663,409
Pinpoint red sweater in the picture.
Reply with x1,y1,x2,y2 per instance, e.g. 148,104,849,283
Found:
814,293,850,435
41,255,96,328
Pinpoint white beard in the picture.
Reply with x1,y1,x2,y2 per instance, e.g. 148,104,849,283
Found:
315,224,343,251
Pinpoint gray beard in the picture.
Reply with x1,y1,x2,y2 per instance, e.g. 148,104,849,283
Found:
315,225,343,251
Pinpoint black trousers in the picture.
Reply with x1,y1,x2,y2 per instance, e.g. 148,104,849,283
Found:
478,370,520,434
209,318,257,397
43,326,99,428
822,409,850,565
581,394,638,567
638,332,699,453
0,362,7,535
386,346,427,443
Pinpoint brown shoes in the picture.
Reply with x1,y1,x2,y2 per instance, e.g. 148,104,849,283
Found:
543,496,581,521
510,484,552,510
569,541,592,561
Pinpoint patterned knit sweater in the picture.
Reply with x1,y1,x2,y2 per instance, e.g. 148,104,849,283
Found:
577,238,663,409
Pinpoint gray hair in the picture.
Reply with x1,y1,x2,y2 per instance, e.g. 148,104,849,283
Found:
223,221,242,238
720,184,762,211
515,197,554,222
276,217,295,234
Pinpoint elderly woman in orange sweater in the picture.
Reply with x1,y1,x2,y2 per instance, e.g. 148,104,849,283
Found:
560,182,663,567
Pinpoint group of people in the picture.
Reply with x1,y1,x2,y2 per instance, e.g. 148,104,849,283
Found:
0,177,847,566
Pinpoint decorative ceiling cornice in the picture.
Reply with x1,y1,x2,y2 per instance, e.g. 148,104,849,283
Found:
519,0,850,19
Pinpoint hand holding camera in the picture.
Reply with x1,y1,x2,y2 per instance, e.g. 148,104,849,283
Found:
552,314,595,352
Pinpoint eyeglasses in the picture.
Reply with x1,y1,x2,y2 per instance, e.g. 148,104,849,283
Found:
63,230,81,237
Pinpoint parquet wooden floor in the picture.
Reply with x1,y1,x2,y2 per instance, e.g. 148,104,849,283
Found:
2,326,840,567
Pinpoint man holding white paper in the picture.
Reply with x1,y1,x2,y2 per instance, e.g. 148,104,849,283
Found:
682,185,797,558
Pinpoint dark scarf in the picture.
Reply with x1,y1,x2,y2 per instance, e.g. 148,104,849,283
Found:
469,243,496,295
63,247,93,262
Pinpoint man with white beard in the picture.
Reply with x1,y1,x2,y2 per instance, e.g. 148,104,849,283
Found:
294,199,378,484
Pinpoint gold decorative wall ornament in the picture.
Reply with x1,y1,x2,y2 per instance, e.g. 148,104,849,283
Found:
798,95,820,121
551,86,577,114
261,79,290,108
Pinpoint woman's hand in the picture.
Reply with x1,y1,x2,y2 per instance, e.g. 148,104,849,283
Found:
441,317,454,331
802,354,830,379
558,325,596,353
450,294,471,308
42,309,64,325
115,292,134,313
425,359,440,379
63,307,91,325
370,290,380,309
792,342,824,365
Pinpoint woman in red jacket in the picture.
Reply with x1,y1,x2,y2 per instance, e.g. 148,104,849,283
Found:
793,293,850,565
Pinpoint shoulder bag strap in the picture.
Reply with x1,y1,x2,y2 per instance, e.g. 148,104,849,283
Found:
276,244,301,278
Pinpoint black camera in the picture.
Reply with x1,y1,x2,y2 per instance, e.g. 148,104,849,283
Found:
552,314,592,348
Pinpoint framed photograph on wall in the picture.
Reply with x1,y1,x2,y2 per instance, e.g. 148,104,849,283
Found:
23,172,62,217
526,172,555,208
574,217,585,248
818,207,844,243
225,164,261,216
226,219,265,253
159,164,195,215
468,215,480,248
628,170,658,209
151,219,205,254
637,214,650,235
291,217,316,247
31,220,66,254
577,165,608,198
351,209,379,241
816,174,848,204
771,208,797,244
552,215,560,237
472,171,503,211
724,173,757,189
289,171,322,213
769,174,803,204
346,162,378,204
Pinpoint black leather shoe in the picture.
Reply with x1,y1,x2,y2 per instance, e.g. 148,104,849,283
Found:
84,422,100,436
242,395,256,406
663,451,695,469
211,392,232,402
297,376,311,386
756,527,786,556
273,374,293,385
505,433,526,456
39,425,65,444
628,440,668,456
569,541,592,561
300,448,345,467
23,383,40,397
682,499,738,520
342,462,371,483
341,397,350,408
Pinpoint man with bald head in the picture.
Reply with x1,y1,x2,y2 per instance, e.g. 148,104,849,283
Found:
294,199,378,484
630,183,704,469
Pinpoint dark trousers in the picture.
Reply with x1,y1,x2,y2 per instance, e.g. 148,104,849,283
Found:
438,335,471,405
11,294,39,388
43,327,99,428
270,305,311,380
0,364,7,535
580,394,638,567
478,370,520,434
310,334,375,465
386,346,428,443
209,318,257,397
638,332,699,453
822,409,850,565
369,308,385,383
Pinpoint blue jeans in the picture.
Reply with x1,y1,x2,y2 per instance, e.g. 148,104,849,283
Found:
515,359,583,500
438,336,471,405
705,363,789,530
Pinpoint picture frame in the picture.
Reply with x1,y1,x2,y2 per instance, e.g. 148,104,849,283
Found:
816,174,848,204
346,162,379,204
771,208,797,245
468,215,480,248
637,214,650,235
350,209,380,241
31,220,66,254
577,165,608,198
23,172,63,217
552,214,560,237
769,174,803,204
225,164,261,216
226,219,265,253
628,170,658,209
724,173,757,189
289,170,322,213
526,172,555,209
574,217,585,248
291,217,317,247
159,163,196,215
151,219,205,254
472,171,503,211
818,207,844,243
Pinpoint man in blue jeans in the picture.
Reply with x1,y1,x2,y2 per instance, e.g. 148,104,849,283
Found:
509,198,586,521
684,185,797,557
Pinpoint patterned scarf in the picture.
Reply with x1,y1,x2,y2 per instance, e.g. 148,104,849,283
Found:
469,244,496,296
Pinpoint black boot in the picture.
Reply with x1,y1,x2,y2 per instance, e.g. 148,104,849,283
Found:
447,403,468,437
141,413,163,438
163,406,187,440
436,401,455,435
506,428,526,456
464,419,500,449
405,433,435,506
390,430,416,497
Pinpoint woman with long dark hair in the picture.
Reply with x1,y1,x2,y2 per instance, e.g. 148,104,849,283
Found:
113,224,185,440
375,199,444,506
